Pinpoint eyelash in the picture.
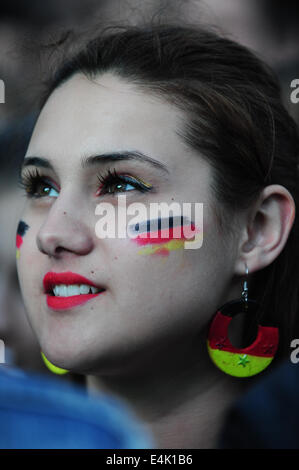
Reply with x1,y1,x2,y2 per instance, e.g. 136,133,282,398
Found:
96,168,152,196
18,168,58,198
18,167,153,199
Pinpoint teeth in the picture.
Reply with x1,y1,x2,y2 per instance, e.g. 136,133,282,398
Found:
61,285,68,297
52,284,101,297
69,285,80,296
79,284,90,295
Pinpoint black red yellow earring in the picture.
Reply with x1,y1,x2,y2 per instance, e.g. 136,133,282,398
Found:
41,352,69,375
207,263,279,377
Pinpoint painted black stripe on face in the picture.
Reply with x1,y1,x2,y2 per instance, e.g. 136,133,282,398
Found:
132,215,190,234
17,220,29,237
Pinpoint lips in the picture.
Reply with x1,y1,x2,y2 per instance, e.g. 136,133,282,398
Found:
43,271,105,311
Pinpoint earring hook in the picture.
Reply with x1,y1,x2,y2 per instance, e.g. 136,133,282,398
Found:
241,262,249,308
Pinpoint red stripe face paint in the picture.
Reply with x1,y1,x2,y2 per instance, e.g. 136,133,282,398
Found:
16,220,29,259
128,216,202,256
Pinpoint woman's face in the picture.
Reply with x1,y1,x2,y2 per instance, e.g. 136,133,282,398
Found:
17,73,237,374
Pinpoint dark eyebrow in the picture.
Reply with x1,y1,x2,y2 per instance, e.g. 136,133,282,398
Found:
21,151,169,174
21,156,53,171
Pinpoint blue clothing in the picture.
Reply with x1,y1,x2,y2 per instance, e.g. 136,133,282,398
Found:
218,360,299,449
0,366,154,449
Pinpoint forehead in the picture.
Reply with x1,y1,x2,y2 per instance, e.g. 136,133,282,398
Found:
27,72,188,163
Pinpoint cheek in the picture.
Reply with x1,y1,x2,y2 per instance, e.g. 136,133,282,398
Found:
128,216,202,257
109,215,224,322
135,239,186,257
108,243,204,342
111,231,201,308
109,215,205,290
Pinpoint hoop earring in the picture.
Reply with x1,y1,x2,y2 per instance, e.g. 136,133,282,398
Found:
207,263,279,377
41,351,69,375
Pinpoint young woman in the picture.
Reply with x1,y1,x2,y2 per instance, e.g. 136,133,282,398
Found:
16,24,299,448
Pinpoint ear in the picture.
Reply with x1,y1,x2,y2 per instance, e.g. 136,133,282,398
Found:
235,184,296,275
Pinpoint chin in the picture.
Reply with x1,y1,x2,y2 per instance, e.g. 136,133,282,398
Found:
40,336,81,369
39,340,103,375
39,326,144,375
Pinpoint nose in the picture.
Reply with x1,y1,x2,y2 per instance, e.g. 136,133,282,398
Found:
36,195,95,258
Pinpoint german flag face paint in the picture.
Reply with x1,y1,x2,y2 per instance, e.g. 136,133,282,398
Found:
16,220,29,259
128,215,202,256
207,299,279,377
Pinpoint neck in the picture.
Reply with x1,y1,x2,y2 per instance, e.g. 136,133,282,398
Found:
86,330,249,448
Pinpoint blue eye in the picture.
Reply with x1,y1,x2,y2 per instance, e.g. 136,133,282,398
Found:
125,183,135,190
97,169,153,196
43,186,59,198
18,167,153,199
114,181,135,192
18,168,60,199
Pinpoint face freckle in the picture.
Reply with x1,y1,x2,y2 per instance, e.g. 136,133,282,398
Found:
16,220,29,259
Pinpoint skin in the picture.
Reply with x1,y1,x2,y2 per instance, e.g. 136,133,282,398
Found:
16,72,295,448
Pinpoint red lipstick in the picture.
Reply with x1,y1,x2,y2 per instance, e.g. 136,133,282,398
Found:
43,271,105,311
